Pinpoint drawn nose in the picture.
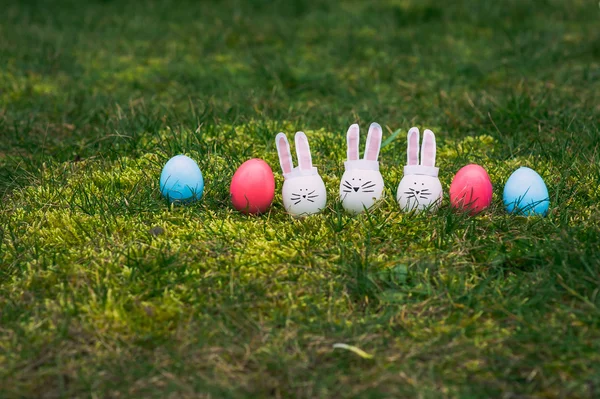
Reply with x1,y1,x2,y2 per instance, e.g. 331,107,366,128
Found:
303,195,306,198
353,187,359,192
416,191,420,195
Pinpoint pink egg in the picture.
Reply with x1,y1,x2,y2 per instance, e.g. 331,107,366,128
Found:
230,158,275,215
449,164,493,214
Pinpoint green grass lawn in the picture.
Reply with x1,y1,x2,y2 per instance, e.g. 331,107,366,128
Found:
1,0,600,397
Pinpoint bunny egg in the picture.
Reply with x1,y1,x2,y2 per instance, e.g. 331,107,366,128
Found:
276,131,327,217
396,126,442,213
339,123,384,214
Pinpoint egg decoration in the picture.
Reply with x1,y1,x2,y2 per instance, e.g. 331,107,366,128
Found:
160,155,204,203
230,158,275,214
503,167,549,216
449,164,493,214
397,127,443,212
275,132,327,217
339,123,385,214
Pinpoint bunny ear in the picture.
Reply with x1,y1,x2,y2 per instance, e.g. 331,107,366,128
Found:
421,129,436,167
295,131,313,170
276,132,293,174
407,127,420,165
364,122,382,161
346,124,360,161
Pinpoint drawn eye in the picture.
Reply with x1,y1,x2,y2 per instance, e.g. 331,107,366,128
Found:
352,178,355,181
359,179,362,181
414,182,417,185
422,183,424,185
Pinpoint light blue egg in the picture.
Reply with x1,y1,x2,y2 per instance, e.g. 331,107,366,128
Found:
503,167,549,216
160,155,204,203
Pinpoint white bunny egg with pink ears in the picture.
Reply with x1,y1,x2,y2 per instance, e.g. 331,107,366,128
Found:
276,131,327,217
339,123,385,214
396,127,443,212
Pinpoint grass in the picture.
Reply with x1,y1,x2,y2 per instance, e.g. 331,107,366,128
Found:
1,0,599,397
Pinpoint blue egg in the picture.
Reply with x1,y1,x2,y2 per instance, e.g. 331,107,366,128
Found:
503,167,549,216
160,155,204,202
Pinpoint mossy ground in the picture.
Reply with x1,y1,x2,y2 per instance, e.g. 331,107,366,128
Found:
1,0,600,397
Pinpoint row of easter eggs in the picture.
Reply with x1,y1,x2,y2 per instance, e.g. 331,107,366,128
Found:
161,155,549,217
160,125,550,216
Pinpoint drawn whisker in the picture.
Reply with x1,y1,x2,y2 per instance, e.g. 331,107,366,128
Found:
307,199,314,202
404,191,414,194
361,184,376,189
361,181,373,187
343,183,353,189
307,190,315,195
343,190,352,193
294,200,302,205
307,195,319,198
363,190,375,193
419,196,428,199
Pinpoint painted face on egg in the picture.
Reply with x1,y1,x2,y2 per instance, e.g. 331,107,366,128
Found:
282,175,327,216
397,174,443,212
291,187,319,205
340,169,384,214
